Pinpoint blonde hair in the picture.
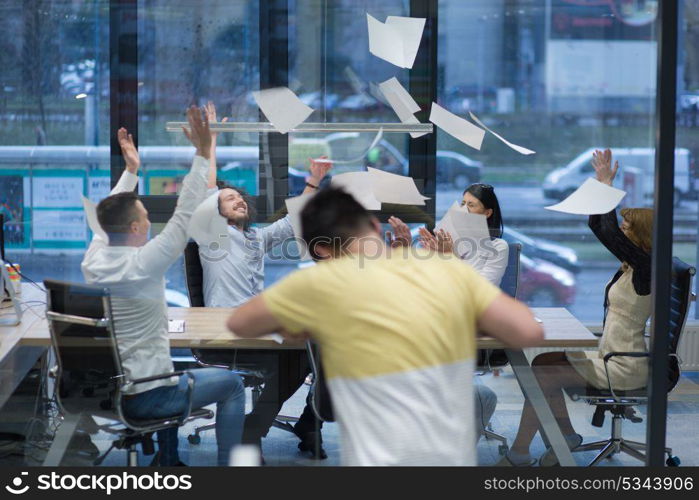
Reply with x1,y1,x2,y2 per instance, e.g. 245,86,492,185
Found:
620,208,653,253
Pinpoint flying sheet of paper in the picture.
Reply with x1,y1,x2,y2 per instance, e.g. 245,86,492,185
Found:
253,87,314,134
81,195,108,242
468,111,535,155
435,204,490,258
330,171,382,210
544,178,626,215
366,14,425,69
314,129,384,166
367,167,430,205
285,193,316,261
385,16,426,69
429,102,485,150
188,191,231,256
378,77,428,139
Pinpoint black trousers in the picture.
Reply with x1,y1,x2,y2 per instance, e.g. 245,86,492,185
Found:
233,349,322,444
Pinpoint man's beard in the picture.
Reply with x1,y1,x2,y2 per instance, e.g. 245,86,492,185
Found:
227,212,249,229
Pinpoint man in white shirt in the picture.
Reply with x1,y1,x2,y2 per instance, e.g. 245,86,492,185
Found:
193,104,331,458
81,107,245,466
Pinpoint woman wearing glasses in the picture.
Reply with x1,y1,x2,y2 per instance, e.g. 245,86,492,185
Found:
418,183,509,286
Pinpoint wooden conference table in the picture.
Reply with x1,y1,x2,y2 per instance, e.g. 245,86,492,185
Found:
4,294,599,466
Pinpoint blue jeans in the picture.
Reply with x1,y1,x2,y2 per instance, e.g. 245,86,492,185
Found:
122,367,245,466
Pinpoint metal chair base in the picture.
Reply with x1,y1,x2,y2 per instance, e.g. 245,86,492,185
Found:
574,414,672,466
482,428,509,455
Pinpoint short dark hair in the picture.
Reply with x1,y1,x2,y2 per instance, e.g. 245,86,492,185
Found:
96,191,140,244
216,181,256,232
300,187,374,260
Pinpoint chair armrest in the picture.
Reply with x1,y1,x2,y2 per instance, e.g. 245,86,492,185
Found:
130,370,187,386
118,370,197,427
603,351,649,363
602,351,649,402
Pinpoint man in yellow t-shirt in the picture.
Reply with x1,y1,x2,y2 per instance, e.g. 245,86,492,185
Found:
227,187,543,466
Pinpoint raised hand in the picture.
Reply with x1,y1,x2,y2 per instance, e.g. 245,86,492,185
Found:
308,156,333,185
386,216,411,247
591,148,619,186
182,105,212,159
418,227,454,254
435,229,454,254
418,227,438,251
117,127,140,173
204,101,228,139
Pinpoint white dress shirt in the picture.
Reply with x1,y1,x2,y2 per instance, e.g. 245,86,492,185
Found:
81,156,208,394
461,237,509,287
199,188,294,307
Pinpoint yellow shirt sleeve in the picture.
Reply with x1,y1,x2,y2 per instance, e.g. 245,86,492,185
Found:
261,266,319,336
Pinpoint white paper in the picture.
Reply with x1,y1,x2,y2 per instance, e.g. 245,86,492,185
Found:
378,78,428,139
367,167,429,205
188,191,231,255
168,319,185,333
380,77,420,113
285,193,316,261
468,111,535,155
268,333,284,344
253,87,314,134
330,171,382,210
429,102,485,150
385,16,426,69
366,14,425,69
435,204,490,258
544,178,626,215
81,195,108,242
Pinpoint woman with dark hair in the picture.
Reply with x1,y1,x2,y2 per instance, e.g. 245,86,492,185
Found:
419,183,509,286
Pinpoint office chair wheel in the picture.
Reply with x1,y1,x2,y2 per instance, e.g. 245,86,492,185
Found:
498,444,509,455
187,434,201,445
666,455,681,467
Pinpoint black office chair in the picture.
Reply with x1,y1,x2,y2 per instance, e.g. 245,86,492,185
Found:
565,257,694,466
305,341,334,423
182,241,297,444
44,279,213,466
476,242,522,454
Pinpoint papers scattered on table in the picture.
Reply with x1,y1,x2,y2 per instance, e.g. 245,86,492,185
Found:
468,112,535,155
168,319,185,333
188,191,231,255
285,193,316,261
544,178,626,215
367,167,430,205
378,77,428,138
429,102,485,151
435,202,490,257
366,13,425,69
253,87,314,134
81,195,108,242
330,171,382,210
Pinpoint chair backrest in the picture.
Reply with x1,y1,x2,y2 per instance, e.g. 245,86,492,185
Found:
500,242,522,298
667,257,695,389
184,241,204,307
44,279,124,415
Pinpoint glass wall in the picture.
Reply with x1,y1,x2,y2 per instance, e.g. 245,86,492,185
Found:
1,0,110,285
437,0,659,322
